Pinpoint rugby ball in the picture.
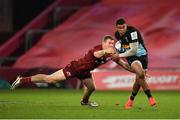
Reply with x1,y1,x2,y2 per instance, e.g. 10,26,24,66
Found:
115,41,121,51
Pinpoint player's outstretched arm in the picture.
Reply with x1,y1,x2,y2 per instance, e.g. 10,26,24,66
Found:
94,47,116,58
116,58,135,73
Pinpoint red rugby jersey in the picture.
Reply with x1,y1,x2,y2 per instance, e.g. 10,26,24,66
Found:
72,45,113,72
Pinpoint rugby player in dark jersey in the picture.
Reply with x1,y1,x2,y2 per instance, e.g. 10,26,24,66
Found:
115,18,156,109
11,35,134,107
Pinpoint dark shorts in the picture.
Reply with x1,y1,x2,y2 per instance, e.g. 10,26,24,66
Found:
62,61,91,80
127,55,148,70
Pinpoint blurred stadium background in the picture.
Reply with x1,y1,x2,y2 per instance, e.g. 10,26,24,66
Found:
0,0,180,119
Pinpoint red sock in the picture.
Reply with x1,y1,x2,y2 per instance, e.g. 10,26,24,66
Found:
21,77,31,84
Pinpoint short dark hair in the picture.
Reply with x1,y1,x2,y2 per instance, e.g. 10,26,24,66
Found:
116,18,126,25
103,35,114,41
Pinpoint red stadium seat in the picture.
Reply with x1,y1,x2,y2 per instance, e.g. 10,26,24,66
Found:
13,0,180,69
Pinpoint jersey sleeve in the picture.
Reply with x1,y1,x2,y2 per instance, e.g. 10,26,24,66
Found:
91,45,102,53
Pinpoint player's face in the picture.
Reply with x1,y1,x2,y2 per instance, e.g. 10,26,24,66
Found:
116,24,127,36
104,39,114,48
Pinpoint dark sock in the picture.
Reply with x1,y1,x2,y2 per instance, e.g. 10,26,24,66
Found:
130,92,138,100
21,77,31,84
82,98,89,104
144,89,152,98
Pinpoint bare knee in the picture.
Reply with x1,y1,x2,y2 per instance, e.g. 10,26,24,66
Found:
134,81,140,86
137,72,145,79
87,85,95,92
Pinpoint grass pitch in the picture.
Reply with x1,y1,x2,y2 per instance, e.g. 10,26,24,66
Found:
0,89,180,119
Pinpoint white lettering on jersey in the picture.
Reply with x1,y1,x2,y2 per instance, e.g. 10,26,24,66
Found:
130,31,138,40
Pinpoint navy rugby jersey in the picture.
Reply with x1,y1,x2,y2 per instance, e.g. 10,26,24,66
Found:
115,26,147,57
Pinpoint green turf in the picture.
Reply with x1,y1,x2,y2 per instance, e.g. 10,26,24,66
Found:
0,89,180,119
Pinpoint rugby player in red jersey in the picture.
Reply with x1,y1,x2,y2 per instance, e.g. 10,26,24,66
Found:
11,35,133,107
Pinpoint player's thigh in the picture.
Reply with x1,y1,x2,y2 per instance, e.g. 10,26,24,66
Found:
48,69,66,81
131,60,145,78
82,78,95,90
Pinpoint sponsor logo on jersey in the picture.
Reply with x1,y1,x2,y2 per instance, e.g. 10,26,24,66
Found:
122,45,130,49
130,31,138,40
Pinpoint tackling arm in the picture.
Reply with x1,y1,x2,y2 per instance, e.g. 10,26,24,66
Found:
94,50,106,58
110,52,135,73
94,47,116,58
116,58,135,73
